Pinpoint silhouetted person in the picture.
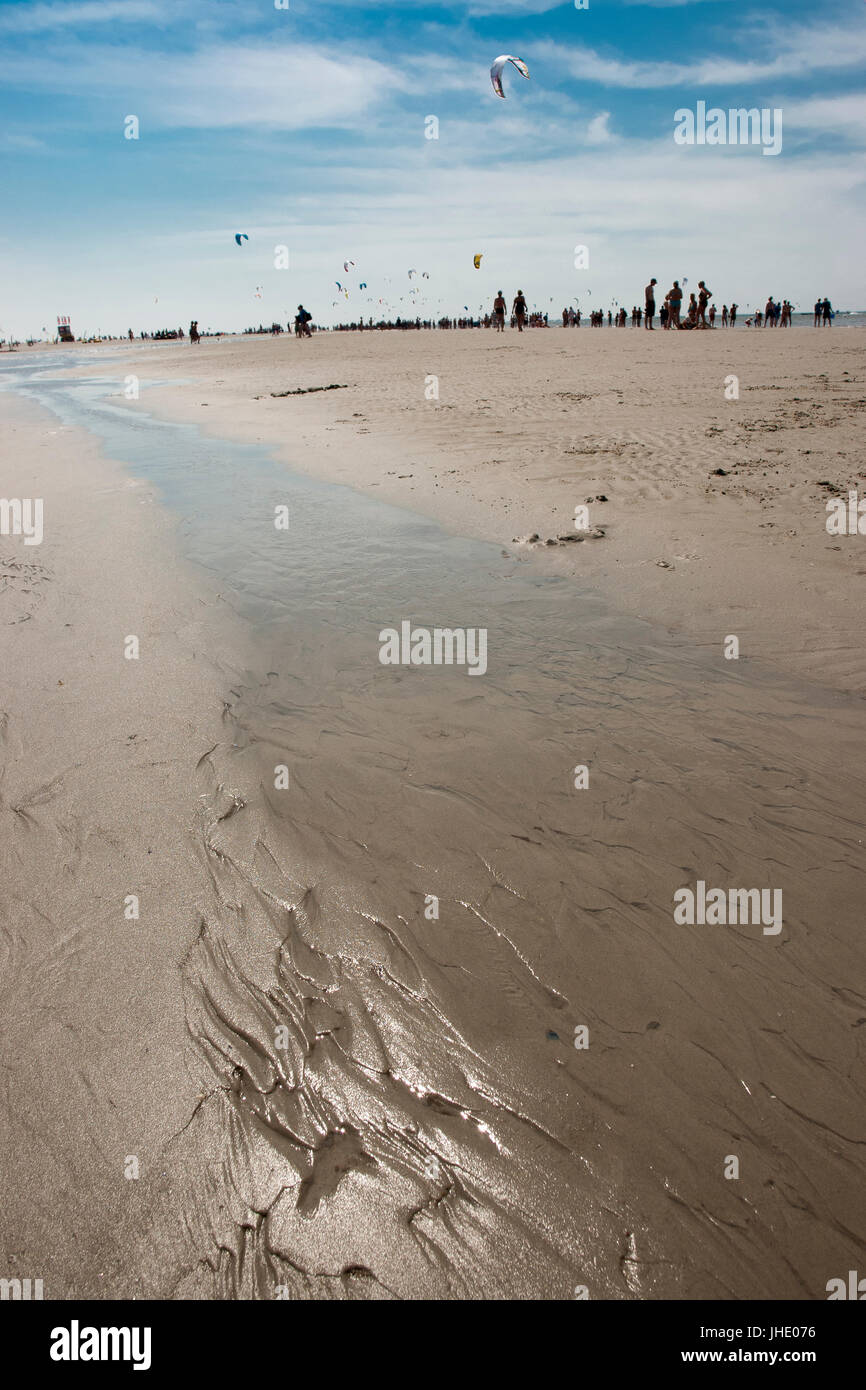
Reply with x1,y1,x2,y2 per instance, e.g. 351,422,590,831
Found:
697,281,712,326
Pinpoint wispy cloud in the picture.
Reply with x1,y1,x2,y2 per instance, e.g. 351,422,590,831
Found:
539,21,866,88
0,40,411,130
0,1,165,32
784,94,866,141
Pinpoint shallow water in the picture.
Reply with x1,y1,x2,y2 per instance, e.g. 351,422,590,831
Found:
3,354,865,1299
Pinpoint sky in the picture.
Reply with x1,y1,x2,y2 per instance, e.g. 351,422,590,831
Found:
0,0,864,337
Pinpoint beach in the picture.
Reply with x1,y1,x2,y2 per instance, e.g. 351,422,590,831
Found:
1,326,865,1300
106,324,866,693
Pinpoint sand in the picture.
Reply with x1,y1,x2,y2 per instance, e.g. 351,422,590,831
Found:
101,324,866,693
2,327,865,1300
0,392,255,1295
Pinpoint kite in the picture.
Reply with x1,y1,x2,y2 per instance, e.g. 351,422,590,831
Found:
235,233,248,246
336,281,343,290
360,282,367,289
408,269,417,279
490,55,530,100
473,253,483,269
344,260,355,272
254,286,263,298
422,271,430,279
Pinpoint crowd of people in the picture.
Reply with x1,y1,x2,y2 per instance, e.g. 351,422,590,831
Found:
182,285,839,340
7,282,842,349
640,278,719,329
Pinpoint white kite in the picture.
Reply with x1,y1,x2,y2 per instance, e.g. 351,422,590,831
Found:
490,54,530,99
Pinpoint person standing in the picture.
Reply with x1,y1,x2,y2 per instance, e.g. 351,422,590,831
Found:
493,290,506,332
645,278,657,329
814,299,822,327
512,289,528,332
189,320,200,344
730,302,738,327
822,297,833,326
667,280,683,327
697,280,712,327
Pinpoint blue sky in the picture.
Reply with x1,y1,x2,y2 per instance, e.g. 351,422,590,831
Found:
0,0,864,337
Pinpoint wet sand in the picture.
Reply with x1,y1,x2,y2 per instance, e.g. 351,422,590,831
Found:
1,333,865,1300
101,325,866,694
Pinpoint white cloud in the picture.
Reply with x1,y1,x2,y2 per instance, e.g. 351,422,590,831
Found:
0,1,165,32
538,21,866,88
784,95,866,141
586,111,615,144
0,40,410,130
